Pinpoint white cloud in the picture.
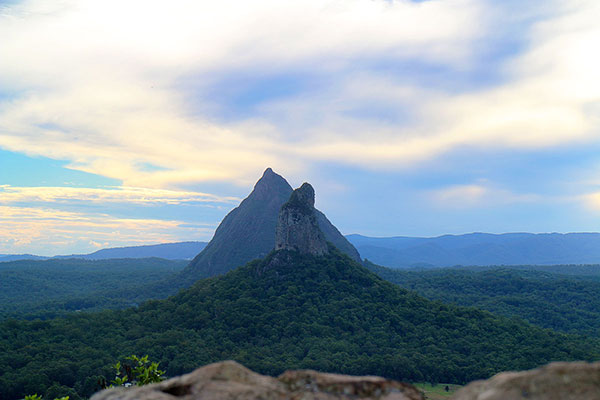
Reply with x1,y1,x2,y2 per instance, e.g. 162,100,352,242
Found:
0,185,240,205
0,205,215,255
429,182,540,208
0,0,598,188
582,192,600,212
0,0,484,187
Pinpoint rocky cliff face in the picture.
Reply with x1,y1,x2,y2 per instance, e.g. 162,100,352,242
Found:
182,168,294,281
182,168,361,282
91,360,424,400
275,183,329,256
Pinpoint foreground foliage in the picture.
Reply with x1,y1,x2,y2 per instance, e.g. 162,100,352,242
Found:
1,250,598,399
105,355,165,388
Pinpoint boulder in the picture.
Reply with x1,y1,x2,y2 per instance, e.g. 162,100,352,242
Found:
91,360,424,400
451,361,600,400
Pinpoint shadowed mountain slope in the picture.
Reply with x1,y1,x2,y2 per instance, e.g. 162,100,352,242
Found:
182,168,360,282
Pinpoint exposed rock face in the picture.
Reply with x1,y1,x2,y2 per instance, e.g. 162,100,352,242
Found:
182,168,361,282
275,183,329,256
183,168,294,281
451,361,600,400
91,360,424,400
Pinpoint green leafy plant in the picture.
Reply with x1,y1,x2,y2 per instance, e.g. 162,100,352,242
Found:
109,355,165,387
24,395,69,400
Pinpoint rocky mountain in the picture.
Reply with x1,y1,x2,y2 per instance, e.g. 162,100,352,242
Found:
182,168,360,282
347,232,600,268
275,183,329,256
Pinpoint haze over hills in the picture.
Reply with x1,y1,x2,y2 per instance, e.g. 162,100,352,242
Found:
348,232,600,268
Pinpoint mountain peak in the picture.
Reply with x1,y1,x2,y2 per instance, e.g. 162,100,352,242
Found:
252,168,291,199
263,167,274,176
275,183,329,255
182,169,360,282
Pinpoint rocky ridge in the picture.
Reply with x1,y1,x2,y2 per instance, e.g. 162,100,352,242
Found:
275,182,329,256
91,360,424,400
183,168,360,281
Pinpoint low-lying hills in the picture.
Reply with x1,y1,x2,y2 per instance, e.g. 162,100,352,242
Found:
0,242,208,263
1,181,598,400
57,241,208,260
367,263,600,337
348,232,600,268
0,258,188,320
182,168,360,282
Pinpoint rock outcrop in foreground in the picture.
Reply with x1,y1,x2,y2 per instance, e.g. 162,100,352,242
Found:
275,182,329,256
452,361,600,400
91,360,424,400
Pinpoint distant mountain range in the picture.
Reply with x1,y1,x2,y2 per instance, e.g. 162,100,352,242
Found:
5,230,600,268
0,241,208,262
347,232,600,268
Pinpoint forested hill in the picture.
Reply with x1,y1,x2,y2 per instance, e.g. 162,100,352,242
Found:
1,248,597,400
0,258,187,320
348,232,600,267
367,262,600,337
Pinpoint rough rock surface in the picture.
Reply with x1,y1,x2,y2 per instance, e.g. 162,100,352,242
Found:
275,183,329,256
451,361,600,400
183,168,361,281
91,360,424,400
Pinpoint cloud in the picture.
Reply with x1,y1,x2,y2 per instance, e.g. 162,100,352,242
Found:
0,0,483,187
0,205,215,255
0,0,598,189
429,182,540,208
0,185,236,254
582,192,600,212
0,185,240,205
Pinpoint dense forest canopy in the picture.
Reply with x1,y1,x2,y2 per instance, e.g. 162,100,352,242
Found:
367,262,600,337
1,249,598,400
0,258,187,320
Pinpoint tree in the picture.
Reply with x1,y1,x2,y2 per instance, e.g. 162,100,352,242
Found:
104,355,165,388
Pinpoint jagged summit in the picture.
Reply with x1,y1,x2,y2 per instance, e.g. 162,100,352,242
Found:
252,167,289,199
182,169,361,282
275,183,329,255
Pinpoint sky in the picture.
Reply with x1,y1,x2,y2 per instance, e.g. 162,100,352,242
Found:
0,0,599,255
